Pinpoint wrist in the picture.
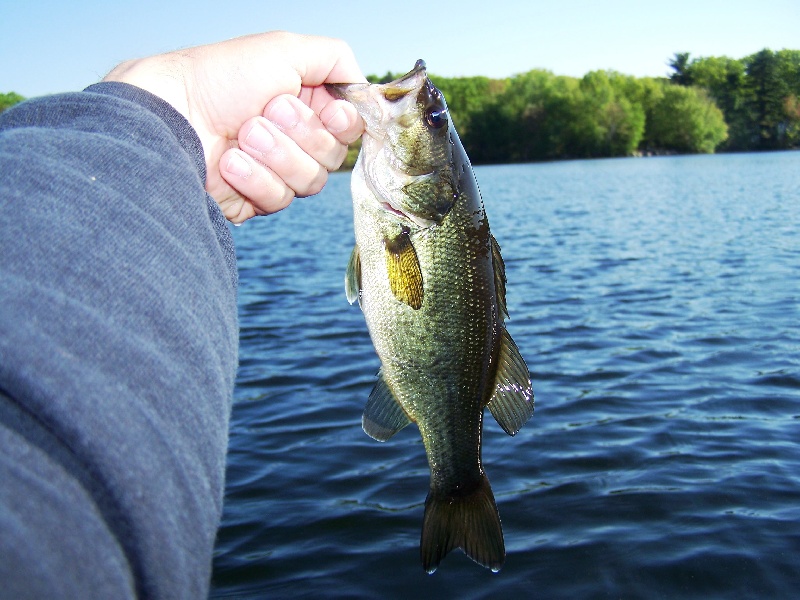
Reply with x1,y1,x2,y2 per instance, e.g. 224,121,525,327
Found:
103,56,191,124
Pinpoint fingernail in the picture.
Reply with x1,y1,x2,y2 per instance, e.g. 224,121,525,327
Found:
324,107,349,133
245,122,275,154
268,97,299,129
226,153,251,178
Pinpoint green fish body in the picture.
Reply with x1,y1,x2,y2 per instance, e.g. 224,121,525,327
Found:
328,61,533,573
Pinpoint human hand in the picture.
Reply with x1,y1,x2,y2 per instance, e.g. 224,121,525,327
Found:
103,31,365,223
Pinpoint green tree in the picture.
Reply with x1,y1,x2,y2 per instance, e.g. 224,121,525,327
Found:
747,49,800,148
783,93,800,148
647,84,728,153
498,70,573,161
745,49,789,149
431,75,498,138
673,49,800,150
681,55,752,149
669,53,694,86
0,92,25,113
463,70,560,163
568,71,645,157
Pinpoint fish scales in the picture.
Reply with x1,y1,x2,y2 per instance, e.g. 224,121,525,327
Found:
327,61,533,574
354,135,493,491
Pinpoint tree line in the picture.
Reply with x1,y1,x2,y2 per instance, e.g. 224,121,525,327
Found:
4,48,797,167
359,48,799,166
669,49,800,151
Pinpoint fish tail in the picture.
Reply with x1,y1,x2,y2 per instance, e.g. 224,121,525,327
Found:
420,474,505,574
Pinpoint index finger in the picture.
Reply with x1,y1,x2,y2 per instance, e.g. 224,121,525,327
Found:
280,32,368,86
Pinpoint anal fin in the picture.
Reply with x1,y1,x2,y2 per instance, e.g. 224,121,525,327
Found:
487,328,534,436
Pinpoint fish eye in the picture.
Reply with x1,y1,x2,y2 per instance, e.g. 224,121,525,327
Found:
425,107,447,129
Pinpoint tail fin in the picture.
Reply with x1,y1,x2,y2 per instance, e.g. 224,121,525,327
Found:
420,475,505,573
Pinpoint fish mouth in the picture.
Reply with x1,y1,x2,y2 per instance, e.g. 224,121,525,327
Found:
325,81,368,102
326,60,427,102
399,59,427,81
379,60,427,102
325,60,430,132
328,61,443,230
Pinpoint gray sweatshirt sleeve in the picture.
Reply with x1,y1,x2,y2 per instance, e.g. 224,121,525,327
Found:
0,82,239,599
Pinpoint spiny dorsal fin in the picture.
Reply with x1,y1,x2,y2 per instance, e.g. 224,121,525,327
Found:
491,235,508,321
362,371,412,441
345,244,362,306
487,328,533,436
384,227,423,310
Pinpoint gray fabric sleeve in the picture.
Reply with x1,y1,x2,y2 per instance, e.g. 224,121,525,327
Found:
0,83,239,599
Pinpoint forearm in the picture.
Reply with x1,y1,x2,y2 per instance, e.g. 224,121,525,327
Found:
0,85,238,598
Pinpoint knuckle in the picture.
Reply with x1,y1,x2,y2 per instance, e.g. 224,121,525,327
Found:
302,168,328,197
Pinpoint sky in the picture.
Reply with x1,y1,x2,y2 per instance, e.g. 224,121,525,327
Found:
2,0,798,98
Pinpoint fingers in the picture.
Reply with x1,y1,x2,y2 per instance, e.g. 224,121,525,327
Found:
317,97,365,146
218,148,295,222
218,93,364,221
107,30,370,224
258,95,345,175
279,32,367,87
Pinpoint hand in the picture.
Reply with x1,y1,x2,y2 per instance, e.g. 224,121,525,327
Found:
103,31,365,223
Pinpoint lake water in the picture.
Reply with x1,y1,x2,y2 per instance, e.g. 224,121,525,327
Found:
211,152,800,599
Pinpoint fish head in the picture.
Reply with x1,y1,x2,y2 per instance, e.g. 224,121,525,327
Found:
327,60,457,227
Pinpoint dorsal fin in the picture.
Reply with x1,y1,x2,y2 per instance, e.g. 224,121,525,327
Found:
490,235,508,321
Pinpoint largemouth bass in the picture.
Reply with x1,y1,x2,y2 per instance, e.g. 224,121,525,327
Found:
328,61,533,573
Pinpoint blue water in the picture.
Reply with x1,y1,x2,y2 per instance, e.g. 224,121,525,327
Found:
211,152,800,599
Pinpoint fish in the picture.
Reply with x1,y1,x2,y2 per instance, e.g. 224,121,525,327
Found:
327,61,533,573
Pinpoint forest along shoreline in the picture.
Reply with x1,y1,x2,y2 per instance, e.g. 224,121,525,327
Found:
340,49,800,168
4,49,797,169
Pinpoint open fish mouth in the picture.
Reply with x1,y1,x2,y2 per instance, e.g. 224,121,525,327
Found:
326,59,427,101
325,59,430,133
378,59,428,101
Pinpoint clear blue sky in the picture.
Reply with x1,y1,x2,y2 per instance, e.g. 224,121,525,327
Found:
2,0,798,98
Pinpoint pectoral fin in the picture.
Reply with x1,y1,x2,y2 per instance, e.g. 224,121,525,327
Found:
487,328,533,436
345,244,362,306
385,227,423,310
491,235,508,321
362,371,413,441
